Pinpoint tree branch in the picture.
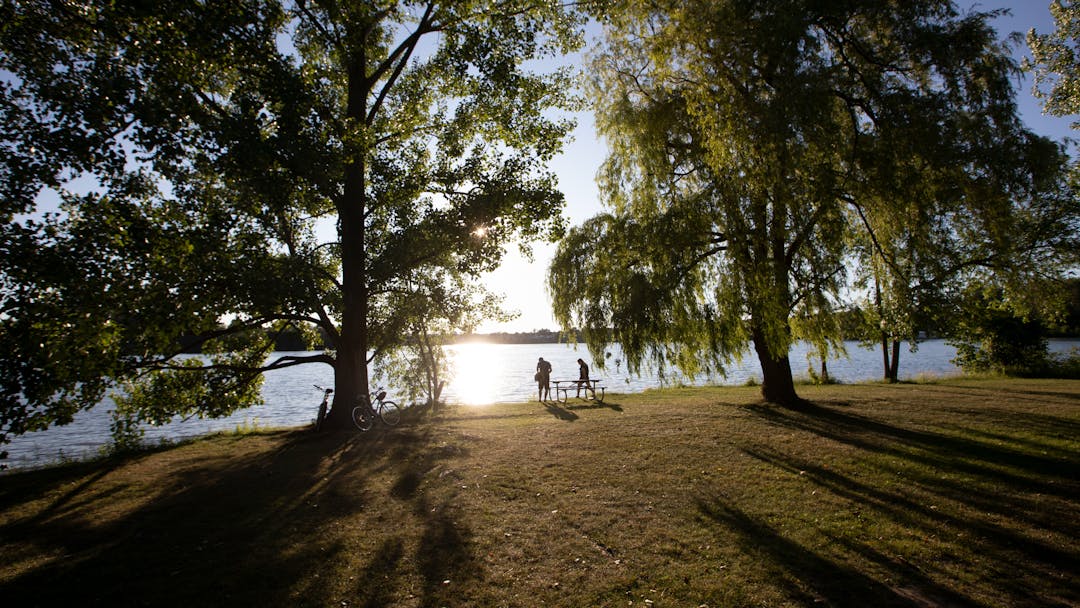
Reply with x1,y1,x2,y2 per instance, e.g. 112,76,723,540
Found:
294,0,344,54
366,2,437,125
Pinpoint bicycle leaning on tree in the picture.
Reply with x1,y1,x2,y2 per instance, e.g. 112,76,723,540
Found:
352,387,402,431
313,384,334,431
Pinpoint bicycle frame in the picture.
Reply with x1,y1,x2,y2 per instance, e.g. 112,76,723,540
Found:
313,385,333,431
352,387,401,431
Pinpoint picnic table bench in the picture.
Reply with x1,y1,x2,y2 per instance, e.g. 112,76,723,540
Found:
551,379,605,404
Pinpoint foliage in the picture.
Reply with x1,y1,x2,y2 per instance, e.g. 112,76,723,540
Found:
374,270,507,408
550,0,1072,404
949,284,1080,378
851,123,1075,381
1050,277,1080,335
107,403,147,457
950,297,1051,374
1028,0,1080,127
0,0,585,450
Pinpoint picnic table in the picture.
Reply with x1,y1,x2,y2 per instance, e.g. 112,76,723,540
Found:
551,379,605,404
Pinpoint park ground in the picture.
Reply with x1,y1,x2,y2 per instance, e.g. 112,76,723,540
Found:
0,378,1077,607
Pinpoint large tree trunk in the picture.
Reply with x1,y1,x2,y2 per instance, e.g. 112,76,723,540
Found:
751,325,801,405
327,197,369,428
324,55,371,429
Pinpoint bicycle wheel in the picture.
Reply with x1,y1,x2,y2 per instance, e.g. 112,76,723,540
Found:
378,400,401,426
315,401,328,432
351,403,374,431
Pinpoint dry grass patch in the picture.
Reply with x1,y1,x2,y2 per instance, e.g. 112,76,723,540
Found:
1,378,1077,607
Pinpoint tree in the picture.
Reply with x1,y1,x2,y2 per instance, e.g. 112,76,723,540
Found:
549,0,1071,404
950,285,1052,374
849,124,1073,382
0,0,585,454
939,0,1080,374
377,268,506,410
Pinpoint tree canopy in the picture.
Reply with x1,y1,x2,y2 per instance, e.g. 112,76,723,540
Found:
549,0,1077,403
0,0,587,454
1028,0,1080,127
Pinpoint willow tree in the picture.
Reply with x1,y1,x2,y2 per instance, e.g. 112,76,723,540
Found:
550,0,1065,404
0,0,583,451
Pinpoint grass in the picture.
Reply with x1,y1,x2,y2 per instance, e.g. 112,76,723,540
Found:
1,378,1077,607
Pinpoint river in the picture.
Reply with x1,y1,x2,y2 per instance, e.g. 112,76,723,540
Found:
4,339,1078,470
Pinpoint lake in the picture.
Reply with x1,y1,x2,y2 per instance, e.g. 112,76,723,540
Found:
5,339,1078,470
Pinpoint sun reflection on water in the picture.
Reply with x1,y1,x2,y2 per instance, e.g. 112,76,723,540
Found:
446,342,503,405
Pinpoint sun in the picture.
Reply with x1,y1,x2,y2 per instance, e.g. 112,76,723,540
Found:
446,342,501,405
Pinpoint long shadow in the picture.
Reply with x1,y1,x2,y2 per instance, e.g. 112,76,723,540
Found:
928,383,1080,406
383,428,485,608
564,399,624,413
0,464,115,523
0,424,482,607
353,538,406,608
745,400,1080,522
740,445,1080,584
543,402,579,421
697,497,980,607
938,423,1076,463
388,427,474,506
414,497,482,608
743,401,1080,499
738,400,1080,606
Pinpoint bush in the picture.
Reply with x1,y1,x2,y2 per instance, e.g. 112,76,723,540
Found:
951,312,1050,375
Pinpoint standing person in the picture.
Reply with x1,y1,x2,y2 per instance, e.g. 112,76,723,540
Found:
576,358,590,398
536,357,552,402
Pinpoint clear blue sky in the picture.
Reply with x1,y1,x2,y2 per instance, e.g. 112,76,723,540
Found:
478,1,1078,333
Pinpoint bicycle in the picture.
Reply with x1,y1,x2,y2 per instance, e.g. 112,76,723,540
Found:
313,384,333,431
351,387,402,431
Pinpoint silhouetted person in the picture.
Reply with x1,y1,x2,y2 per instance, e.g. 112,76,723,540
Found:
536,357,552,402
576,358,590,398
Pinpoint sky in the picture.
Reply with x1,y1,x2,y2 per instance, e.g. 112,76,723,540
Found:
476,1,1079,334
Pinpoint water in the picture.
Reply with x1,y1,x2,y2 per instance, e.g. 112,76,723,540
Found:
5,339,1078,470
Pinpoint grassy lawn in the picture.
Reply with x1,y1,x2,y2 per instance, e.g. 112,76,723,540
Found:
1,378,1077,607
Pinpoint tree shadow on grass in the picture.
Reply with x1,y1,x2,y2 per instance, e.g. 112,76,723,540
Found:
0,462,116,522
927,383,1080,405
738,400,1080,607
697,496,978,607
2,430,357,606
1,425,483,608
351,537,406,608
742,444,1078,588
744,401,1080,498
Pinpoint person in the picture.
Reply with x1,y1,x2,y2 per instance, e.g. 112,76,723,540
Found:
576,358,591,398
536,357,552,402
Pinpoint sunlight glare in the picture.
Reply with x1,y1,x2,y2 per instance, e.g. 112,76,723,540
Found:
447,342,502,405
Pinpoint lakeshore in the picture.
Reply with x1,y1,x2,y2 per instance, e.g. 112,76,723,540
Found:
3,339,974,469
1,379,1077,607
